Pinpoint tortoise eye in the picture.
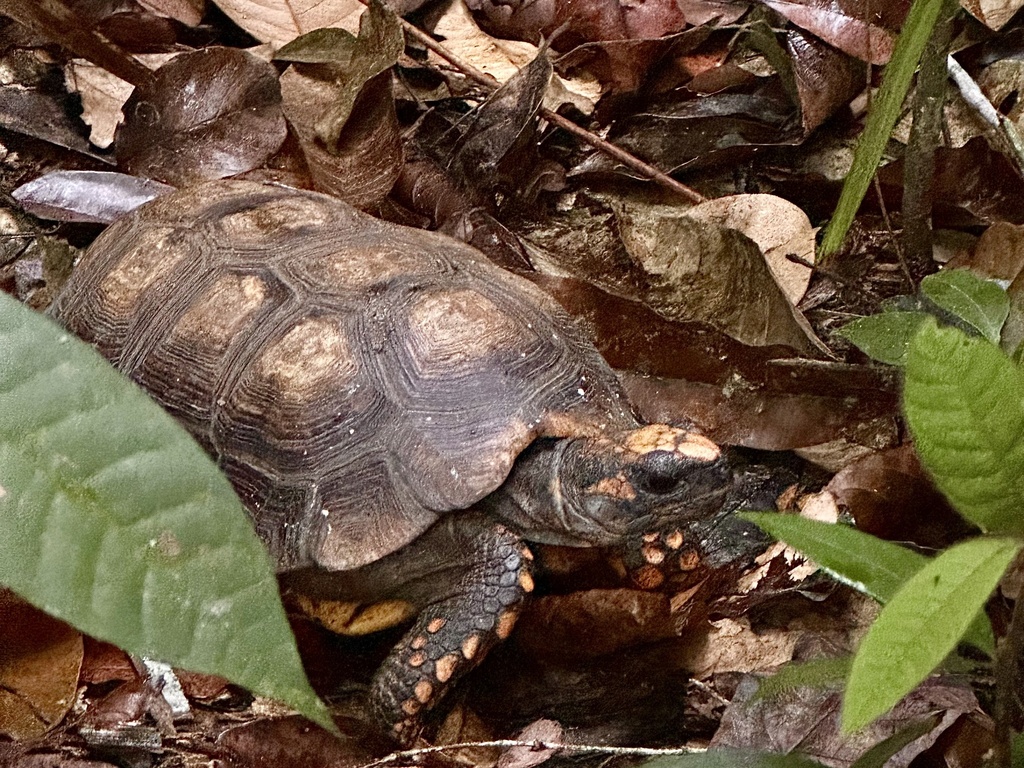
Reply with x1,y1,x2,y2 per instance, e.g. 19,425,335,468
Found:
635,451,685,495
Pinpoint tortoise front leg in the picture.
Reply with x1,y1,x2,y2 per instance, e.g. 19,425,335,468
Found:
370,515,534,744
286,513,535,743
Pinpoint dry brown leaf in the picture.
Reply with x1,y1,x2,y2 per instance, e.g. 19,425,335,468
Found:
685,193,815,306
139,0,205,25
280,68,403,208
0,591,84,739
760,0,906,65
211,0,364,45
960,0,1024,29
498,720,563,768
683,616,798,678
117,47,287,184
611,200,824,353
430,0,600,112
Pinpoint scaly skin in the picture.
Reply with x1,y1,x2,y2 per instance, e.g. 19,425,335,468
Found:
371,524,533,743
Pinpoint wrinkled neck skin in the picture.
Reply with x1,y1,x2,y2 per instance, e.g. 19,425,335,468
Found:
484,438,602,547
486,430,732,549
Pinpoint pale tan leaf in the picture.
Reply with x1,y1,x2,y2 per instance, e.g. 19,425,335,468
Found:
65,55,174,149
686,193,816,306
211,0,365,46
139,0,205,25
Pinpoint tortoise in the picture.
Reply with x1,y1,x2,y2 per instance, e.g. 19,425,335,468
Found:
49,180,732,743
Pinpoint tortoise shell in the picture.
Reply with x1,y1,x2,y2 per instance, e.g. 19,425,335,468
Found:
51,180,638,572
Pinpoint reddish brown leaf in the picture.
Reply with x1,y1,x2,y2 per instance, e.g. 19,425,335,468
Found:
216,716,379,767
621,375,899,450
0,591,83,739
826,445,974,549
785,28,865,134
760,0,909,65
117,47,286,185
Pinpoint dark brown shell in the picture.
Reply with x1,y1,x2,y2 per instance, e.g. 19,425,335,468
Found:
51,181,636,571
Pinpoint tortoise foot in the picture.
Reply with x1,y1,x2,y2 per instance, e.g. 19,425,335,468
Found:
370,523,534,744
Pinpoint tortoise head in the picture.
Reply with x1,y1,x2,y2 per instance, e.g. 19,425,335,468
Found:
495,424,731,549
556,424,732,546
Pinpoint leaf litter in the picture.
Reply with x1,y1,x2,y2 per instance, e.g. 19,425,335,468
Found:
2,0,1024,763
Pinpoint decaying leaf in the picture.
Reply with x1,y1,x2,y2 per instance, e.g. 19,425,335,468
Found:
0,591,84,740
278,2,404,207
713,674,982,766
117,47,287,184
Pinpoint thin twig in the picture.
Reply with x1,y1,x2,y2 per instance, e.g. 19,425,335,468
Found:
359,738,704,768
0,0,154,88
397,16,705,204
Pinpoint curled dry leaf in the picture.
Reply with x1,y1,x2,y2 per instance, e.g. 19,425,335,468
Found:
0,591,84,740
278,2,404,207
785,28,866,134
451,46,552,193
13,171,174,224
611,200,824,352
117,47,287,185
685,193,815,306
760,0,910,65
211,0,364,45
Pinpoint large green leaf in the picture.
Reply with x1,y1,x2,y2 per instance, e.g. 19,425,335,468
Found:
640,749,824,768
843,536,1020,733
904,319,1024,536
742,513,993,653
920,270,1009,344
741,514,927,602
0,292,333,733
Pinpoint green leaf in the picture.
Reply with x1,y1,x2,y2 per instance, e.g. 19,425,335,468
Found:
843,536,1020,733
904,319,1024,536
819,0,949,258
742,513,993,653
921,270,1009,344
741,513,926,602
836,311,928,365
0,293,333,733
640,749,824,768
